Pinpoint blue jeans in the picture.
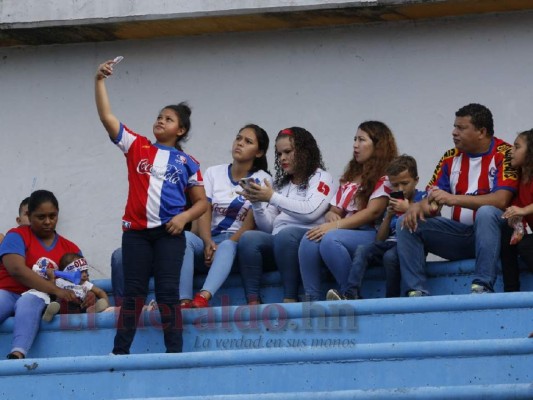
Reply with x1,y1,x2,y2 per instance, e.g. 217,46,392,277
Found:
113,225,186,354
346,241,400,298
299,228,376,301
396,205,505,294
180,232,237,300
238,226,307,302
0,289,46,357
111,231,196,305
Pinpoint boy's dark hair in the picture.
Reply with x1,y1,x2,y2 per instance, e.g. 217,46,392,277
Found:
386,154,418,179
162,102,192,151
19,197,30,215
455,103,494,136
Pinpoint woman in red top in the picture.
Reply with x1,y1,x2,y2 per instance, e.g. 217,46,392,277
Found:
0,190,79,359
501,129,533,292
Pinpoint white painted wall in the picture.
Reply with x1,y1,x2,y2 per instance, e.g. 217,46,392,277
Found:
0,0,375,26
1,11,532,277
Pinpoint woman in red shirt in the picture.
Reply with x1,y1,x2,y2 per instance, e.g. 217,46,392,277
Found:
0,190,79,359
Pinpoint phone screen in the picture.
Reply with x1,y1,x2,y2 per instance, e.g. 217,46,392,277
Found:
389,191,404,200
239,178,254,188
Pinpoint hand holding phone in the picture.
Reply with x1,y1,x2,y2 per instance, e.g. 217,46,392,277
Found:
103,56,124,79
112,56,124,65
239,178,255,188
389,191,405,200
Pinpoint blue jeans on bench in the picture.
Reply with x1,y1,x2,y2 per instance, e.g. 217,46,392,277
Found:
346,240,400,298
238,226,306,303
179,231,238,300
0,290,46,357
397,205,505,295
299,227,376,301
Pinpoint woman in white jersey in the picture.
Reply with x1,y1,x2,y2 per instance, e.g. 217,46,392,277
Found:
238,127,335,304
180,124,271,308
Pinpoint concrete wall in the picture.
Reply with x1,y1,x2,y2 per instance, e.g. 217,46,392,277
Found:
1,10,532,277
0,0,376,25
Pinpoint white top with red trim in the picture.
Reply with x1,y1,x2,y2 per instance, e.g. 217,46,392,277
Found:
252,168,335,235
331,176,391,217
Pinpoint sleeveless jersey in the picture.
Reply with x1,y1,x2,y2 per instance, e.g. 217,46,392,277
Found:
0,225,81,294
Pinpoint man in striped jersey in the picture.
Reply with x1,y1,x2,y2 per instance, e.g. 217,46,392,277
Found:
397,103,519,296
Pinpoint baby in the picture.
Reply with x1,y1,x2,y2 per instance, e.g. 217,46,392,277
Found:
41,253,109,321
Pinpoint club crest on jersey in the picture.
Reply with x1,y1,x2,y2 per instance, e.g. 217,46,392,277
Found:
175,155,188,165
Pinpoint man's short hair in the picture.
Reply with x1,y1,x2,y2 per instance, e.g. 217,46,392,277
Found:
455,103,494,136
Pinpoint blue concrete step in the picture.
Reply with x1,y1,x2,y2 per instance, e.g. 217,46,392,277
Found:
0,338,532,399
1,259,531,399
96,259,533,307
127,383,533,400
1,292,532,357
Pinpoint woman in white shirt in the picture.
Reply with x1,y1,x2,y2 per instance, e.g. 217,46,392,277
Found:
238,127,335,304
180,124,271,308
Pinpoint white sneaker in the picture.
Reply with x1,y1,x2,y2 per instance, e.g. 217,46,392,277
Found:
94,298,109,313
326,289,343,301
42,302,60,322
147,299,158,311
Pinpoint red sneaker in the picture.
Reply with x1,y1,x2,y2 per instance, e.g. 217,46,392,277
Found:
191,293,209,308
180,301,193,309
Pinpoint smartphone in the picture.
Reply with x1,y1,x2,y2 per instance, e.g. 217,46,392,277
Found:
112,56,124,65
389,191,405,200
104,56,124,79
239,178,255,188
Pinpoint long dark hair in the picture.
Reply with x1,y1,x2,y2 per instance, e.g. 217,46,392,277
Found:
341,121,398,208
274,127,325,189
517,129,533,181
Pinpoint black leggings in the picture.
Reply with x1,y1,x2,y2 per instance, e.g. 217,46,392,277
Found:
500,225,533,292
